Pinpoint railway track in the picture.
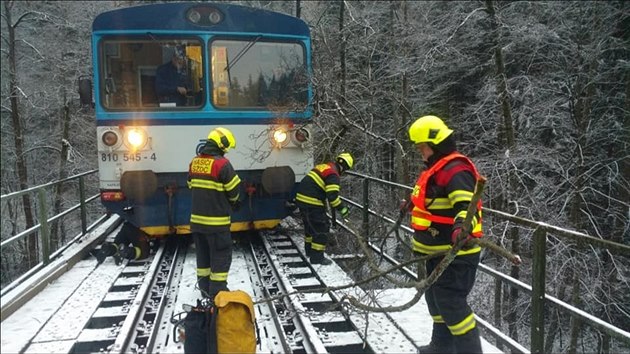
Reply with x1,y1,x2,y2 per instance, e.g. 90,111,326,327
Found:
70,237,184,354
249,231,371,353
3,220,423,353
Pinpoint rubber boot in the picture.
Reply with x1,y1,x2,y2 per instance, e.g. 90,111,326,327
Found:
418,323,455,353
453,327,482,354
309,250,332,265
208,281,229,301
304,242,314,258
113,243,130,265
92,242,117,264
120,245,137,260
197,277,210,298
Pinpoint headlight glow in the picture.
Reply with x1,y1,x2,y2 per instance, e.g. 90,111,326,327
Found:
273,129,288,145
125,128,148,150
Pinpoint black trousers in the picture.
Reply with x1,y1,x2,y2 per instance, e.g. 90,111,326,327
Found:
424,253,479,335
115,222,150,259
300,206,330,252
193,230,232,298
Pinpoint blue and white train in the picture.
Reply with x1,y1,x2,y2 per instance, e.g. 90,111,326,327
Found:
83,2,313,236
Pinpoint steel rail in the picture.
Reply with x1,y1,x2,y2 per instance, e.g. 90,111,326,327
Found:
246,238,295,353
258,235,329,353
110,243,167,354
145,240,186,353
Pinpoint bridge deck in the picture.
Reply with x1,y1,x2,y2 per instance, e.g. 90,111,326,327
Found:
1,221,502,353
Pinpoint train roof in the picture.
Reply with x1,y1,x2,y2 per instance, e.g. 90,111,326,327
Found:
93,2,310,36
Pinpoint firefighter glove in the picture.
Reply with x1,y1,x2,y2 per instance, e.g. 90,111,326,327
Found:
339,205,350,218
451,226,473,249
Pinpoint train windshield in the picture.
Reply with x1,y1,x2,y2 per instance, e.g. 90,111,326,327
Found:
99,38,204,110
210,39,307,110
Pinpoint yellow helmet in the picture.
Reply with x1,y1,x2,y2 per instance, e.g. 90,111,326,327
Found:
408,115,453,145
336,152,354,170
207,127,236,152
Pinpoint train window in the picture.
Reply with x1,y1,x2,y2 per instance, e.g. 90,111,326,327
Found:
99,38,204,110
210,39,307,110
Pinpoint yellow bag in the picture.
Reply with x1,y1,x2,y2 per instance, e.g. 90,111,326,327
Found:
213,290,257,353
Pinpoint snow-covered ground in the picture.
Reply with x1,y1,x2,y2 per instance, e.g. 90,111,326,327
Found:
1,216,503,354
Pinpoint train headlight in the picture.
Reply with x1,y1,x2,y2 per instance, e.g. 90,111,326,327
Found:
271,127,289,148
125,128,148,150
102,131,119,147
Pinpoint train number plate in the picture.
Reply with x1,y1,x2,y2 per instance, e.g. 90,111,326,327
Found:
100,152,157,162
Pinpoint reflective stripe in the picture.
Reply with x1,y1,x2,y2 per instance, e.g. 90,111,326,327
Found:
412,238,481,256
307,170,326,190
455,210,467,219
133,247,141,260
455,211,480,230
448,313,477,336
410,213,432,229
448,189,473,204
311,242,326,251
224,175,241,191
210,271,228,282
411,207,453,230
305,235,312,242
432,315,445,323
190,179,226,191
197,267,211,277
228,194,240,202
325,184,340,192
329,197,341,208
427,198,452,209
190,214,231,226
296,193,325,206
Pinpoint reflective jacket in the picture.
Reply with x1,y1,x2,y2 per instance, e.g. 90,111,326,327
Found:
188,152,241,233
410,152,482,256
295,162,345,211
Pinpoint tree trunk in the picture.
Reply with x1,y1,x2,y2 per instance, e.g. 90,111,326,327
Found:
52,90,72,246
5,1,38,267
338,0,346,99
568,263,582,353
485,0,515,150
486,0,520,341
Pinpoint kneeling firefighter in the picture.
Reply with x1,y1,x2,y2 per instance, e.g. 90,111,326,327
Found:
92,221,152,264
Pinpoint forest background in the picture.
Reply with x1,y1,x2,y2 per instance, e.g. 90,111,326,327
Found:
1,1,628,353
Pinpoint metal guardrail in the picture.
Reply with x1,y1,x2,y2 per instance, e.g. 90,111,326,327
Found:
343,170,630,353
1,169,102,293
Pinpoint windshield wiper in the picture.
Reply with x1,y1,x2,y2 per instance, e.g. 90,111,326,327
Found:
224,35,262,72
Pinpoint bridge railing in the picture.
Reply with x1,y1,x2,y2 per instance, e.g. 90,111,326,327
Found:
0,170,105,295
340,171,630,354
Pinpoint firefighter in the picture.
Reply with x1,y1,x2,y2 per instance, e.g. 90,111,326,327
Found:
406,115,483,353
295,152,353,265
92,221,152,265
188,127,241,299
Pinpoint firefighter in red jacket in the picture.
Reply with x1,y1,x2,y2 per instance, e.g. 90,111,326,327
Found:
188,127,241,299
407,116,483,354
295,153,353,265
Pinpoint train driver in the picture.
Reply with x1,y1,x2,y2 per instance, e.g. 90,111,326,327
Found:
155,46,189,106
